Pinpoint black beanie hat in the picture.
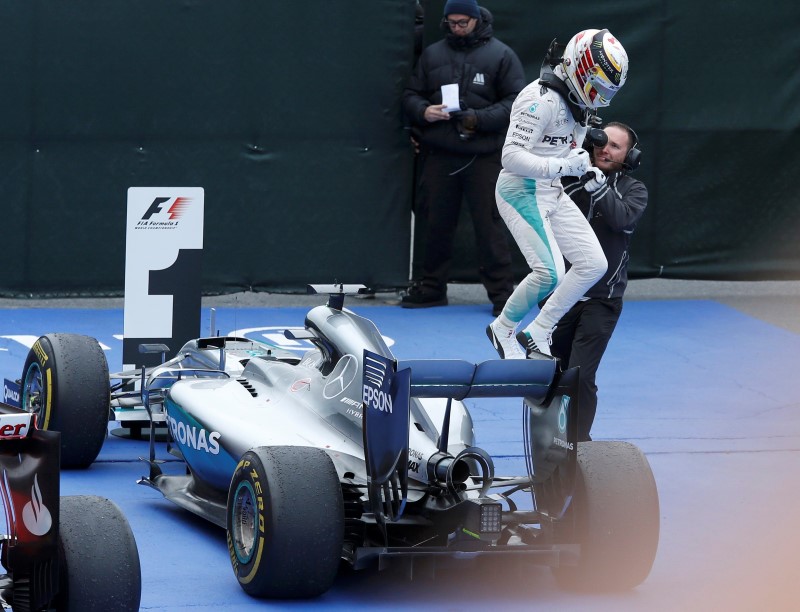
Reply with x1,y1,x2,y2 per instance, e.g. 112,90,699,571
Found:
443,0,480,18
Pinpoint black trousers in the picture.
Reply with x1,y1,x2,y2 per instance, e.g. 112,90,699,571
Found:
414,148,514,305
549,297,623,442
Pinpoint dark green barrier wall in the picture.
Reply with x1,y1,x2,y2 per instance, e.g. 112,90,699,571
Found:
446,1,800,282
2,1,798,297
1,0,418,296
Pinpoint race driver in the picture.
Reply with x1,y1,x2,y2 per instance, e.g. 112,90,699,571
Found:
486,29,629,359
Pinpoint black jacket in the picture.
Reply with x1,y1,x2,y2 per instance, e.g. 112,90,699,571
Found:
402,7,525,155
563,172,649,299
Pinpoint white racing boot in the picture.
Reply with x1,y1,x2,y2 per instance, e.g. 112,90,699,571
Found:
516,321,553,359
486,319,526,360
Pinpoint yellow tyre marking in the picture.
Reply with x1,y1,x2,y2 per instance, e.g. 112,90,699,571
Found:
43,368,53,430
238,536,265,584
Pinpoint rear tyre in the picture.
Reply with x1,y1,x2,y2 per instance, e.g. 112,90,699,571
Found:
54,495,142,611
21,334,110,468
553,441,660,591
227,446,344,598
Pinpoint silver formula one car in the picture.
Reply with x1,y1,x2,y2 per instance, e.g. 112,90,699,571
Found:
18,284,659,599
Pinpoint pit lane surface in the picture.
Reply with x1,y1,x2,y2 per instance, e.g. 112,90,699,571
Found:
1,293,799,611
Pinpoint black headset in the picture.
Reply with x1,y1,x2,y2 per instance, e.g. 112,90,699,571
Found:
623,126,642,172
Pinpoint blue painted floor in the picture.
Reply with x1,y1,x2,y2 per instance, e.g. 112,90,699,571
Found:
2,300,800,611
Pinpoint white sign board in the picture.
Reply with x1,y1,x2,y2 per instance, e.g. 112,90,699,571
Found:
123,187,204,368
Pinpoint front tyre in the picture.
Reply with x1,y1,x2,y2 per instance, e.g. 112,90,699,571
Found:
54,496,142,611
227,446,344,599
553,441,660,591
21,334,110,468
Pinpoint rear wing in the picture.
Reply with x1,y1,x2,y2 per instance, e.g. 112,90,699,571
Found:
362,352,579,530
398,358,558,404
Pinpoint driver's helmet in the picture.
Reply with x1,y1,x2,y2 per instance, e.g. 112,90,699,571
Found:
560,29,628,109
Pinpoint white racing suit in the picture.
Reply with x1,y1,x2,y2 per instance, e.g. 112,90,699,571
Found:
495,79,607,330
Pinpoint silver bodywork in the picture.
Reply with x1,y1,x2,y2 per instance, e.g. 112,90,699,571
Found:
139,302,476,507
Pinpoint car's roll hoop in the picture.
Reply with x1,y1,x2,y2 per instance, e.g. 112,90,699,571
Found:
307,283,370,310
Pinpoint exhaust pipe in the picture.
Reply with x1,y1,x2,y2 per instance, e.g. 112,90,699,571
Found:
428,452,471,489
427,447,494,494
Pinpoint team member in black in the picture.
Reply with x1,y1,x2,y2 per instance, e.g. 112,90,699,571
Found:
401,0,525,315
547,122,648,442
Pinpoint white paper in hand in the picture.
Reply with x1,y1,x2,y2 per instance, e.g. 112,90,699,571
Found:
441,84,461,113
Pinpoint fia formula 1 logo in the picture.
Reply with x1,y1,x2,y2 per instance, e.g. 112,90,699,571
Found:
135,197,193,229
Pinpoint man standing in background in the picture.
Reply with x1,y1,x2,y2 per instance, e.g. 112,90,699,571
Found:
401,0,525,316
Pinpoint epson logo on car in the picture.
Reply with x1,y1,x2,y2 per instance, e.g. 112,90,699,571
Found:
362,385,393,414
167,415,221,454
363,353,394,414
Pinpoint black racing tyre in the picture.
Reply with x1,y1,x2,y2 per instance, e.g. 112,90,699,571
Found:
53,495,142,611
21,334,110,468
552,441,660,591
227,446,344,599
